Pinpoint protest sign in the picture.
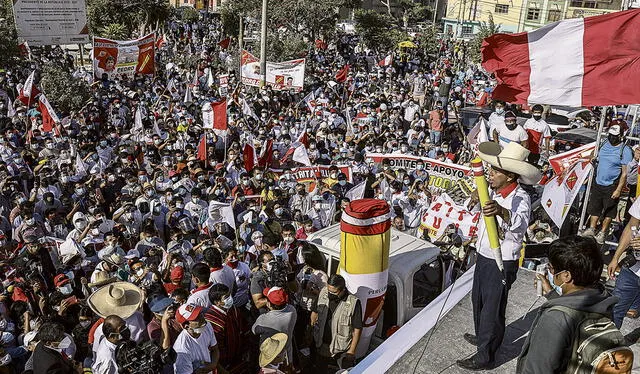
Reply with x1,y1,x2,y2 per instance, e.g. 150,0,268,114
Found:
419,193,480,240
548,142,596,175
93,33,156,80
542,160,592,228
365,153,472,192
218,74,229,96
12,0,89,46
240,50,305,91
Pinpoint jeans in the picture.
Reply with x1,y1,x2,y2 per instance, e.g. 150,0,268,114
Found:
430,130,442,145
612,267,640,328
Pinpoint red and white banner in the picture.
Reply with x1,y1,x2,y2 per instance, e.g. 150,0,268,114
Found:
38,94,59,132
201,100,228,135
482,9,640,106
378,55,392,67
218,74,229,96
548,142,596,175
365,153,472,192
542,160,592,228
93,33,155,80
240,50,305,91
419,193,480,240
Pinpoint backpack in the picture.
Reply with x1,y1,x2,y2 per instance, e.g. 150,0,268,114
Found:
550,305,633,374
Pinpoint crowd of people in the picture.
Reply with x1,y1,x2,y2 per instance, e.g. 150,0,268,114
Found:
0,9,637,374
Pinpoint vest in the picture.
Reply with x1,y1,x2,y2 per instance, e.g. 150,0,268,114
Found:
313,287,359,357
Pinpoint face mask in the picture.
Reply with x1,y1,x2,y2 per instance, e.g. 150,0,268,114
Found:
328,292,341,302
79,320,92,328
0,319,6,330
59,284,73,295
275,208,283,215
505,122,517,130
284,236,294,245
339,180,346,186
222,296,234,309
403,179,410,185
108,175,116,182
76,188,85,196
495,108,505,115
265,261,274,272
45,143,55,149
136,268,144,277
254,238,263,246
146,190,154,197
314,203,322,210
163,160,171,167
608,134,621,145
191,325,205,334
242,180,250,186
549,270,567,295
416,164,424,170
255,174,263,181
25,218,35,226
91,228,100,236
532,114,542,121
237,245,246,253
330,173,337,179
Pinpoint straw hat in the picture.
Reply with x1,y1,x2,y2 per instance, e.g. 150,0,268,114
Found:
87,271,117,288
87,282,143,319
259,332,288,368
477,142,542,185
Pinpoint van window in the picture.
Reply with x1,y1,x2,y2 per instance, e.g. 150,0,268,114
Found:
381,282,398,334
412,259,443,308
329,256,340,276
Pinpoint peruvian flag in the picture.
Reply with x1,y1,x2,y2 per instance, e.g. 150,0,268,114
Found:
197,134,207,166
315,39,328,50
18,71,39,105
202,100,228,136
335,64,350,83
281,130,310,163
482,9,640,106
243,141,257,172
38,94,60,133
258,139,274,168
156,34,165,49
378,55,393,67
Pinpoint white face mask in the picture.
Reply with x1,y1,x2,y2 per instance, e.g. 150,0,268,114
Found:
59,284,73,295
283,236,294,245
136,268,144,277
222,296,234,309
550,270,567,295
80,320,92,328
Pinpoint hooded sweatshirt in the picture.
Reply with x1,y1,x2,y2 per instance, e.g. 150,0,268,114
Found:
516,285,618,374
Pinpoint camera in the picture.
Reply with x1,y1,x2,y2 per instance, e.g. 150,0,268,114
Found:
116,340,176,374
301,267,312,290
266,258,289,288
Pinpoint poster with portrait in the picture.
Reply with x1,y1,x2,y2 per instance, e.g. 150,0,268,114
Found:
240,50,305,91
93,33,156,80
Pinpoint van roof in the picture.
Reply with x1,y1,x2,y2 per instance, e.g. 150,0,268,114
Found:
307,224,441,271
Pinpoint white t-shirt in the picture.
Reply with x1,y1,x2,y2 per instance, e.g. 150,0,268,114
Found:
173,323,217,374
495,122,528,149
209,265,236,291
186,283,213,308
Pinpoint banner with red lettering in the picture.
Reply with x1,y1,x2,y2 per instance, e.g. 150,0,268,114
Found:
93,33,155,80
419,193,480,240
268,165,352,191
365,153,472,192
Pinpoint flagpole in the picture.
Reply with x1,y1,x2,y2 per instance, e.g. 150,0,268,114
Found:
578,107,608,231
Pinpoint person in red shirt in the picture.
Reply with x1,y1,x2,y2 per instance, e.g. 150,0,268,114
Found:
164,266,184,295
523,104,551,165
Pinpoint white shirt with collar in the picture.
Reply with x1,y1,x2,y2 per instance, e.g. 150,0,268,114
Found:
92,338,118,374
475,183,531,262
173,323,217,374
92,311,146,355
186,282,213,308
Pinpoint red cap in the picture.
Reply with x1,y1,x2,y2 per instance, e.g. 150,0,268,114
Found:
330,108,337,113
263,287,288,306
170,266,184,281
54,274,70,288
176,304,204,325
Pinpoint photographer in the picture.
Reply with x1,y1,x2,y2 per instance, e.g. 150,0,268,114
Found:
146,296,182,350
251,251,276,314
26,322,79,373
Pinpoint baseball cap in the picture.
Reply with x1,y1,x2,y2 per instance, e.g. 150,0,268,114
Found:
263,287,288,306
176,304,204,325
608,124,621,136
54,274,71,288
149,296,174,314
170,266,184,281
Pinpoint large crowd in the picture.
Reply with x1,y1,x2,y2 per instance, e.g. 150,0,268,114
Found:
0,12,638,374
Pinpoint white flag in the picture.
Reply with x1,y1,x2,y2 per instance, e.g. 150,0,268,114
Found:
75,154,87,178
542,161,592,228
344,109,354,138
467,117,489,146
208,201,236,230
133,106,143,135
183,84,193,103
292,144,312,166
345,180,366,201
242,98,258,120
22,71,35,99
206,68,214,87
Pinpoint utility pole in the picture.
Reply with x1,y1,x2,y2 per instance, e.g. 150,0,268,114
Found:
433,0,439,27
239,16,244,55
259,0,268,87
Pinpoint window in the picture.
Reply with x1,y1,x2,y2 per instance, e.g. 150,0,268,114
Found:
495,4,509,13
412,260,443,308
461,25,473,36
527,8,541,20
584,0,597,7
570,0,582,6
547,9,562,21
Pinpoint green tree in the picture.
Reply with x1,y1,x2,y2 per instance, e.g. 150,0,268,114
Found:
0,0,19,66
181,6,199,23
86,0,171,38
414,25,439,57
98,23,129,40
40,65,91,114
396,0,432,28
469,14,500,63
354,9,407,51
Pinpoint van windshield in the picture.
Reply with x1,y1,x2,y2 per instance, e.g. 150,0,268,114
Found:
412,260,443,307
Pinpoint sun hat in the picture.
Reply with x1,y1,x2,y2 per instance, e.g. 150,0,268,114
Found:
103,253,124,266
477,142,542,185
87,282,143,319
176,304,204,325
259,332,288,367
87,271,117,288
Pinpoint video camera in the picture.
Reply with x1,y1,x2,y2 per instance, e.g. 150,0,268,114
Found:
115,340,176,374
266,258,291,288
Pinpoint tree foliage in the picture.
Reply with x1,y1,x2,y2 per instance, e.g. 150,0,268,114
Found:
181,7,199,23
40,65,91,114
469,14,500,63
98,23,129,40
354,9,406,52
87,0,171,38
0,0,20,66
414,26,439,57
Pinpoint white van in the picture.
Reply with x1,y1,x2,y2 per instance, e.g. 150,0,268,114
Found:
306,224,446,339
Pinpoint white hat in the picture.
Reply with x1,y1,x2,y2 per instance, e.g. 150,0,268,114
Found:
87,282,143,319
608,124,621,136
477,142,542,185
259,332,288,367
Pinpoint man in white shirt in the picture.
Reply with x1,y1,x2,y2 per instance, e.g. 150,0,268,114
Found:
523,104,551,165
457,142,540,371
186,263,213,308
487,101,506,141
493,111,528,150
92,315,129,374
173,304,219,374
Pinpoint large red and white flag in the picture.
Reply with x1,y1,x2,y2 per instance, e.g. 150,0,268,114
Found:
38,94,59,132
292,144,312,166
202,100,228,136
482,9,640,106
18,71,39,105
378,55,392,67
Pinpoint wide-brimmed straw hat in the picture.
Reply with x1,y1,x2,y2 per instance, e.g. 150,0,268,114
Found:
477,142,542,185
87,271,117,289
87,282,143,319
259,332,288,367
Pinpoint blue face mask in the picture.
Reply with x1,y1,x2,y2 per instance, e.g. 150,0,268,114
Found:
548,270,567,295
272,247,286,261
